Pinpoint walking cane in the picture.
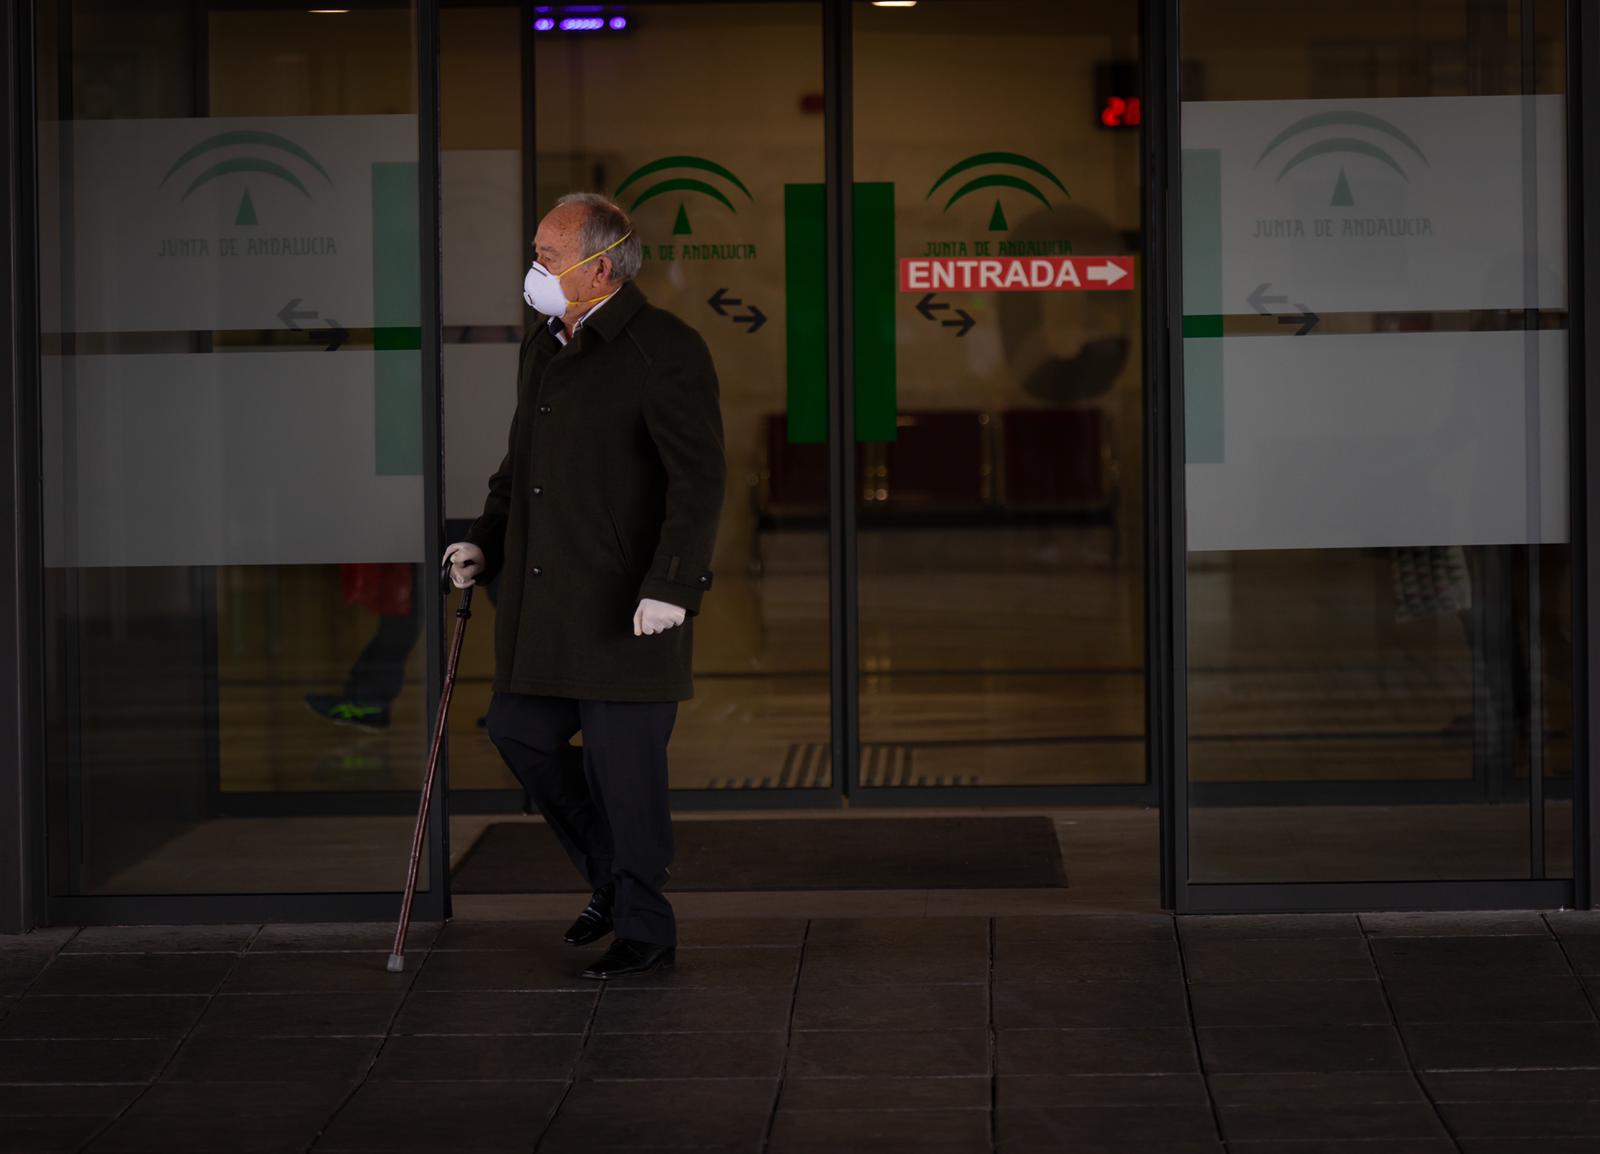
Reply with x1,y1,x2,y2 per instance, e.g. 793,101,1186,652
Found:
387,563,474,973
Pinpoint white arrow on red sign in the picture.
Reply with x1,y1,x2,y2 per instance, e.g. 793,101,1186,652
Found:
899,255,1136,293
1086,261,1129,286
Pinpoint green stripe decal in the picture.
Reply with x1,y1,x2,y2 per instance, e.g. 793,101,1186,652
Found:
782,182,898,444
375,326,423,351
783,183,827,444
1182,148,1224,465
853,182,897,444
372,162,421,475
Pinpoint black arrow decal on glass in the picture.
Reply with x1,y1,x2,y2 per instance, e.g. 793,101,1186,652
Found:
317,319,348,351
916,293,970,337
942,309,975,338
732,305,766,334
1277,305,1319,335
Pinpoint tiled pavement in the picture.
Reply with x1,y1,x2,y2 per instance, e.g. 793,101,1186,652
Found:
2,911,1600,1152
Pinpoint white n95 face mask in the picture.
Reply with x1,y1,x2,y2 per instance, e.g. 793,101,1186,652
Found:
522,263,570,317
521,229,634,317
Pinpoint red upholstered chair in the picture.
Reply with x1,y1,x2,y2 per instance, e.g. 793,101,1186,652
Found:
999,407,1119,561
1000,408,1111,509
760,414,830,518
866,411,990,515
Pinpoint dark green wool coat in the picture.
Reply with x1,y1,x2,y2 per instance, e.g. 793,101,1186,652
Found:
465,280,725,702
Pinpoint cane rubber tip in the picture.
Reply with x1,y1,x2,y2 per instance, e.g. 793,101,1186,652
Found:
386,954,405,973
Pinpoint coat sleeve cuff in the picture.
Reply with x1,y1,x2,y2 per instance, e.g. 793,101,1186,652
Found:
639,572,712,615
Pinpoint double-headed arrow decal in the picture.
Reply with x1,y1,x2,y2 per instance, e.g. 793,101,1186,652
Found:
915,293,974,338
1247,282,1319,335
708,288,767,334
277,298,348,351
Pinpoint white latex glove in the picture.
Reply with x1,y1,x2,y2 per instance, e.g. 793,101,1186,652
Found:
442,542,485,589
633,598,686,636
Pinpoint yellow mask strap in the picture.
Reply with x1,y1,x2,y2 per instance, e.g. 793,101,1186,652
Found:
555,229,634,279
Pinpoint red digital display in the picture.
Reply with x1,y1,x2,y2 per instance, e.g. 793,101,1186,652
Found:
1095,61,1142,130
1100,95,1141,129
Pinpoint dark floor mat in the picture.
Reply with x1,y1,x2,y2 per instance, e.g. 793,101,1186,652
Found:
451,816,1066,893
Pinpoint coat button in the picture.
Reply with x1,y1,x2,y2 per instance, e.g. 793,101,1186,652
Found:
532,566,542,576
539,405,552,414
698,575,709,584
533,486,543,496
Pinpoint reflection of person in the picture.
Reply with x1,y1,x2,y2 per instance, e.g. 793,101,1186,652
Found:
446,192,725,981
304,562,419,729
305,523,497,730
1000,205,1133,405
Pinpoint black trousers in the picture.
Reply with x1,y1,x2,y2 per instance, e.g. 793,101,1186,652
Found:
486,693,678,946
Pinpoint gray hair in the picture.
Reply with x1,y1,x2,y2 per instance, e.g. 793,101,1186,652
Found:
556,191,642,282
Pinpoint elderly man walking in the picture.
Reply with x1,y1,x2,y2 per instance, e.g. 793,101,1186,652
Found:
444,192,725,979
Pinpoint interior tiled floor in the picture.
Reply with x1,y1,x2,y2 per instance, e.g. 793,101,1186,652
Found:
3,909,1600,1152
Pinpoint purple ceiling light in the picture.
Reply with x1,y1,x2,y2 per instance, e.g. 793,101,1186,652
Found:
535,8,629,34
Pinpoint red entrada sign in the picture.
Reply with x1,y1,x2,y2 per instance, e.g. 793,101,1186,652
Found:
900,256,1136,293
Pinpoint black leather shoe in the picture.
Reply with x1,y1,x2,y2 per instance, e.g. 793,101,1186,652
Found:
581,939,675,980
563,886,614,946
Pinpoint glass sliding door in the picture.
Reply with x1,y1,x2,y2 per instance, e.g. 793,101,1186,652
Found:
1172,0,1575,904
34,0,441,914
524,2,833,796
851,0,1147,796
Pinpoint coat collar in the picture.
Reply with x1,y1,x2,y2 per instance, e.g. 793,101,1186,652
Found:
584,279,646,343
